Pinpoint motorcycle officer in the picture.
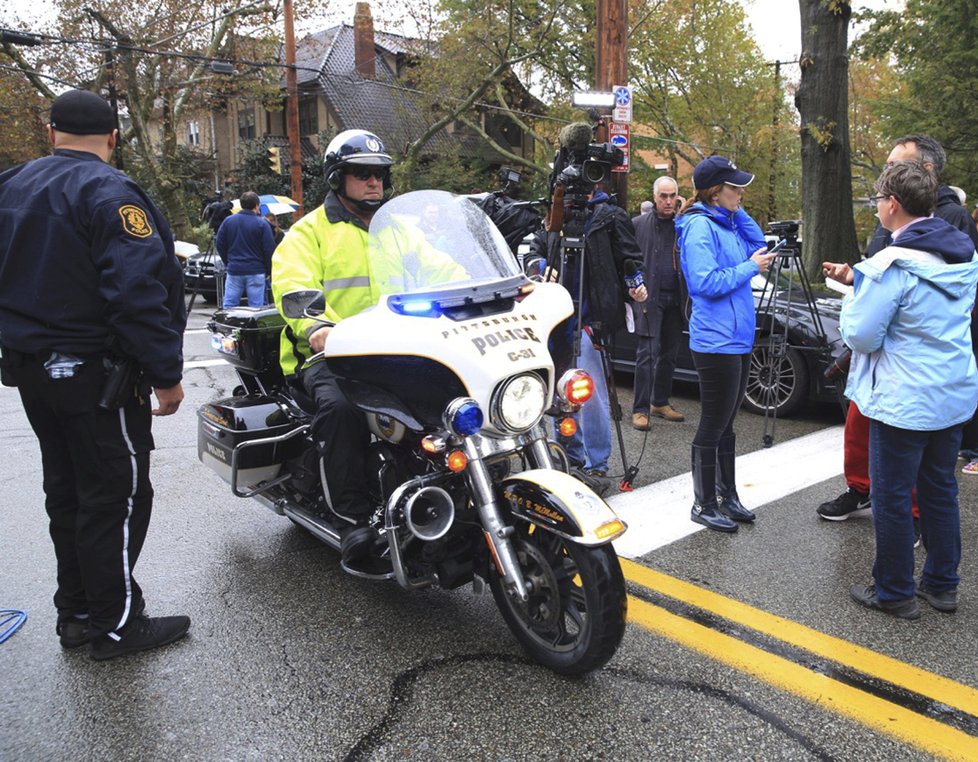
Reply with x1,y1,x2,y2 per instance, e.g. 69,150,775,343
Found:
271,129,395,569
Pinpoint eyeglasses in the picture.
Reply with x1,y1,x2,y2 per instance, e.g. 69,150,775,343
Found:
869,193,899,206
347,166,389,181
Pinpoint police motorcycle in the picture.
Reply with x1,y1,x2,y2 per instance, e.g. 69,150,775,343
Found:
197,190,628,674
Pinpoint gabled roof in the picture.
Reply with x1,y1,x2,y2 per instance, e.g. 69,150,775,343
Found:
293,24,489,158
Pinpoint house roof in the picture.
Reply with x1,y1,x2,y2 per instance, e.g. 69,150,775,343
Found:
292,24,492,158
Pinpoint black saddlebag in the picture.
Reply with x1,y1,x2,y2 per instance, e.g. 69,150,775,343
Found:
197,395,305,493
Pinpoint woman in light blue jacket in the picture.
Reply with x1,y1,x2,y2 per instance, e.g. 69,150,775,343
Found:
843,161,978,620
675,156,777,533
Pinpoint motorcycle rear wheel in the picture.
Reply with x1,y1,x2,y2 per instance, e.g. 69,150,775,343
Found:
489,525,627,675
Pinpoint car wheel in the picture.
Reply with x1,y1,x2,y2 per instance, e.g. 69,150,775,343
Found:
743,341,808,417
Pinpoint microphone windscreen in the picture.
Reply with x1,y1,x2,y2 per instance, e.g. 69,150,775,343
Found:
558,122,593,153
623,260,644,289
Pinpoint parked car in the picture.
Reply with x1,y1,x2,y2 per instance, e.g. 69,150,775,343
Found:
610,271,848,417
183,250,222,304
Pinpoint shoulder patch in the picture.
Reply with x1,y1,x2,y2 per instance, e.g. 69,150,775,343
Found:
119,205,153,238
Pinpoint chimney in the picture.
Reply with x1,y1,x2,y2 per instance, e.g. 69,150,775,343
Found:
354,2,375,79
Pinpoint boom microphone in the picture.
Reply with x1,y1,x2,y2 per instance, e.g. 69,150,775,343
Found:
558,122,593,154
623,260,645,290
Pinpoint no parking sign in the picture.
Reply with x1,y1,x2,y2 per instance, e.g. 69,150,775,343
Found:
609,122,630,172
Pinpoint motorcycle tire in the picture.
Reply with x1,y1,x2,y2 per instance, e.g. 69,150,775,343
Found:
489,525,627,675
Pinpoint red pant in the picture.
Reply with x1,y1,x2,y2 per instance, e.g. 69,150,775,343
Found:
845,402,919,516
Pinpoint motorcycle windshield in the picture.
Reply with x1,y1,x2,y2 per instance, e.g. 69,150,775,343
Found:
367,190,523,298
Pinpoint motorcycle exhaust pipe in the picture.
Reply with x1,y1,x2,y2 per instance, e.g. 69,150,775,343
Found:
403,486,455,541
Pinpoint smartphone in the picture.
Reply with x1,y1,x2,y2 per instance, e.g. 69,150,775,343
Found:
768,238,788,255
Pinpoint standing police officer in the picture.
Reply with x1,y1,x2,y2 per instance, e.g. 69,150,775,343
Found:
0,89,190,660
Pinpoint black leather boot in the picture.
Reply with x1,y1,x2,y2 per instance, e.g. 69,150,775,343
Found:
690,445,737,533
716,434,755,522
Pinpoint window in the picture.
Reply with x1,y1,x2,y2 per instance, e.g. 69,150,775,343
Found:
187,120,200,146
298,98,318,136
486,114,522,148
237,108,255,140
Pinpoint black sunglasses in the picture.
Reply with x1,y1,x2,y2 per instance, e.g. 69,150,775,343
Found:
347,166,389,181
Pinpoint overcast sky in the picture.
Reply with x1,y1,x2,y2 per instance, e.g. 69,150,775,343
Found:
742,0,900,63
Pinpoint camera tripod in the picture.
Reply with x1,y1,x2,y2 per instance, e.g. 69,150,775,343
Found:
753,229,829,446
555,205,640,491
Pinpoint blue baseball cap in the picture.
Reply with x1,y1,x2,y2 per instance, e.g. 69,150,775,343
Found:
693,155,754,190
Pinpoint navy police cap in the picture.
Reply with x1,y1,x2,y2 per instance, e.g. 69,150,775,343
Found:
49,89,116,135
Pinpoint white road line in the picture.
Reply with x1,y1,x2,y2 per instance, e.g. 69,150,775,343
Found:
184,329,213,335
184,359,229,370
610,426,845,558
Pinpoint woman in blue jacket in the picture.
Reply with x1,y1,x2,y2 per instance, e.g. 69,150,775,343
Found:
675,156,777,533
843,161,978,619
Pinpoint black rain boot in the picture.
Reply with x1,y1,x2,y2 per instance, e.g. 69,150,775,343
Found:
716,434,755,522
690,444,738,533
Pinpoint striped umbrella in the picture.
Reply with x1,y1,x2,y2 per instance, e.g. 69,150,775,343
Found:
232,194,300,216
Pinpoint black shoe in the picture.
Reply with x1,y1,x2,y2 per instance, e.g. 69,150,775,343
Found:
717,494,756,523
90,614,190,661
57,617,91,649
916,584,958,613
817,489,871,521
584,468,614,497
849,584,920,620
913,517,921,549
341,524,375,565
691,502,738,533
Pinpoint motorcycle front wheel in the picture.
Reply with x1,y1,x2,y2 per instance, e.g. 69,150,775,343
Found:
489,524,627,675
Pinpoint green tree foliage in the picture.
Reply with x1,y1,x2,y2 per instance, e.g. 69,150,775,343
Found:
856,0,978,188
0,0,289,238
0,73,50,171
401,0,565,187
232,139,290,199
846,56,907,250
626,0,800,226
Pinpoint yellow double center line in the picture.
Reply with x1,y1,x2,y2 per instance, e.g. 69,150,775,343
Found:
621,558,978,760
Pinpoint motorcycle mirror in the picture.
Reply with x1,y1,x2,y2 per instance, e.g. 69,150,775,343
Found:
281,289,325,319
523,256,547,282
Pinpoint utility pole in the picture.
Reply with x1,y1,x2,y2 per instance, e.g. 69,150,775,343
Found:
766,59,788,224
283,0,303,217
595,0,628,210
105,46,124,171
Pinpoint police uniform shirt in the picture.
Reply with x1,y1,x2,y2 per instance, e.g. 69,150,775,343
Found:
0,148,186,388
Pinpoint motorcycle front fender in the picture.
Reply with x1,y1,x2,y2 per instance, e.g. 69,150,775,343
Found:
499,469,627,546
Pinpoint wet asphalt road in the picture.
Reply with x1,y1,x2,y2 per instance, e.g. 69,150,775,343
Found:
1,296,977,761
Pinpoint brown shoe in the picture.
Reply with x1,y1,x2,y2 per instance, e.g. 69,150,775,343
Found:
651,404,685,422
631,412,651,431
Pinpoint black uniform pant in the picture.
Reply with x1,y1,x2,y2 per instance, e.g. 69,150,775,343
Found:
300,360,372,524
8,354,154,638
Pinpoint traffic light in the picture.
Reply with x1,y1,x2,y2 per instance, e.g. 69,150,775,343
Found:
267,146,282,174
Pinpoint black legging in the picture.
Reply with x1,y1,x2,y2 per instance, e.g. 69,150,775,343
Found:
691,351,750,448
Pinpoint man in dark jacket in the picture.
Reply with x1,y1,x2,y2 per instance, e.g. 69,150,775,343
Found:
529,180,646,487
0,89,189,659
818,134,978,523
631,176,686,430
215,190,276,308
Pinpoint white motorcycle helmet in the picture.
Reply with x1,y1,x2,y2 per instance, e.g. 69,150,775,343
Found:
323,129,394,211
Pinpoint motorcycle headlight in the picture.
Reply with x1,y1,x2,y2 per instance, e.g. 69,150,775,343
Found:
490,373,547,433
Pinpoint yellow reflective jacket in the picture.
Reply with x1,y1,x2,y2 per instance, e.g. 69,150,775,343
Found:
271,192,467,376
272,194,374,376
